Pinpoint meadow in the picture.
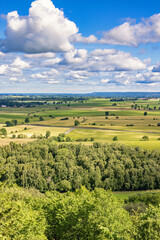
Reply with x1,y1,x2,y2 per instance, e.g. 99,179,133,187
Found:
0,97,159,150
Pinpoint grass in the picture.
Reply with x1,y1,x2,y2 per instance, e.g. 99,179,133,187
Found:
67,128,160,150
114,190,160,200
0,98,160,148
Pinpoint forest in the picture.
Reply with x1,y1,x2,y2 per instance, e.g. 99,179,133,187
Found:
1,139,160,239
1,139,160,192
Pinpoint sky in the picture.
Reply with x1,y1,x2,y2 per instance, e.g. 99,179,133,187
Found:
0,0,160,93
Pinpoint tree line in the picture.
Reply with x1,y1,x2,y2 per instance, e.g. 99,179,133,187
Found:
1,139,160,193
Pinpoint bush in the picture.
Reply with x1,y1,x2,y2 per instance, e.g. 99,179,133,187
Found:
5,121,13,127
39,116,44,121
141,136,149,141
113,136,118,141
17,134,27,139
74,120,80,126
12,134,16,139
25,117,30,123
105,111,109,116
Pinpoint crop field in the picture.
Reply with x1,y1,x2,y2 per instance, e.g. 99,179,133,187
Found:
0,97,159,148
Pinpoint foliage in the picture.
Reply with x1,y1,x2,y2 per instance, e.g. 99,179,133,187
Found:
25,117,30,123
0,128,7,137
74,120,80,126
45,187,134,240
46,131,51,139
142,136,149,141
0,185,47,240
1,141,160,192
113,136,118,141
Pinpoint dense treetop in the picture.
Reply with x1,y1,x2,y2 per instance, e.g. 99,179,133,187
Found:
1,139,160,192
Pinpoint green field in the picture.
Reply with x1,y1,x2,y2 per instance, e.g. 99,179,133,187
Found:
0,97,159,149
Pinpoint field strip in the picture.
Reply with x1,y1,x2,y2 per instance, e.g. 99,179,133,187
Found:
27,124,160,134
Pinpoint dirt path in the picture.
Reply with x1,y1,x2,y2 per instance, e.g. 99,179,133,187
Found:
27,124,160,134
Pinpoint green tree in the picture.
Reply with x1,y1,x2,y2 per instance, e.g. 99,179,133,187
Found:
0,186,47,240
5,121,13,127
105,111,109,116
142,136,149,141
45,187,134,240
0,128,7,137
39,116,44,121
135,205,160,240
113,136,118,141
46,131,51,139
25,117,30,123
12,120,18,125
74,120,80,126
144,112,148,116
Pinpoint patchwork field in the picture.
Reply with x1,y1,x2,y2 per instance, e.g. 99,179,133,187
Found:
0,97,159,149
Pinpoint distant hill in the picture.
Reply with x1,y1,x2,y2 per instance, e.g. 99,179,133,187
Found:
0,92,160,98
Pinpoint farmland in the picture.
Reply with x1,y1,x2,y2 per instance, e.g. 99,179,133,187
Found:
0,96,159,149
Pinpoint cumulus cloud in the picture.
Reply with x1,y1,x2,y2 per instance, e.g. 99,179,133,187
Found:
9,77,26,82
12,57,30,69
100,79,109,84
101,13,160,46
2,0,78,53
41,57,62,67
71,13,160,47
0,65,8,75
62,48,146,72
24,52,56,59
65,70,90,81
71,33,98,43
63,49,87,64
152,63,160,72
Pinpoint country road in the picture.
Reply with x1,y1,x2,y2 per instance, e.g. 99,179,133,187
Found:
27,124,160,135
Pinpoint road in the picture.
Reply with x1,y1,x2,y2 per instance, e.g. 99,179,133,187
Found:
27,124,160,135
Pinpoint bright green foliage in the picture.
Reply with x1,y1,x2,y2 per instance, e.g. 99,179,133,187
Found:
45,187,134,240
0,128,7,137
46,130,51,139
0,185,47,240
142,136,149,141
134,205,160,240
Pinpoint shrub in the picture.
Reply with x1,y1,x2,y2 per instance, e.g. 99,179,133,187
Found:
113,136,118,141
141,136,149,141
74,120,80,126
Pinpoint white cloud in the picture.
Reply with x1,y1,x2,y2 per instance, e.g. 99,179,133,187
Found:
63,49,87,64
71,33,98,43
41,57,62,67
100,79,109,83
24,52,56,58
2,0,78,53
12,57,30,69
152,63,160,72
101,13,160,46
63,49,146,72
31,73,47,79
0,65,8,75
9,77,26,82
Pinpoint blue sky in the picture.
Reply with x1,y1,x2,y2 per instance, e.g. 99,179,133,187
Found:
0,0,160,93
